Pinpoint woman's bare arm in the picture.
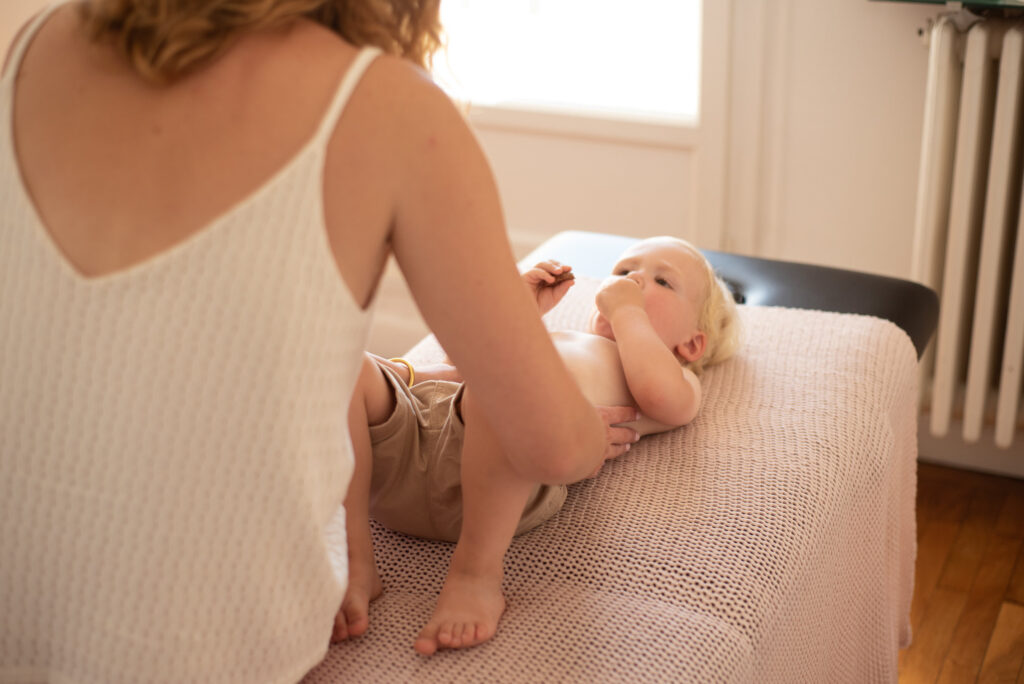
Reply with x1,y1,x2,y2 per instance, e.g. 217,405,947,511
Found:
325,57,605,484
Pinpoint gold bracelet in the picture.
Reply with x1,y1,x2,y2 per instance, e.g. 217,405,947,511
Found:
388,357,415,387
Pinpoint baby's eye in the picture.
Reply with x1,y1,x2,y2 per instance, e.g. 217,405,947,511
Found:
615,269,630,276
656,277,672,289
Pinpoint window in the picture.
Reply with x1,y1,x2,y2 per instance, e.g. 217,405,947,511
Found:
433,0,702,126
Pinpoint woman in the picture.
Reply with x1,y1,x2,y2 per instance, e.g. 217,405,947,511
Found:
0,1,636,681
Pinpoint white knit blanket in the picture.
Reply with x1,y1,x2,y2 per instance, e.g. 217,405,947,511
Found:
305,276,918,683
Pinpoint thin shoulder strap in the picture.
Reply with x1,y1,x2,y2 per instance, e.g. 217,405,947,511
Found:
2,2,66,84
311,46,383,144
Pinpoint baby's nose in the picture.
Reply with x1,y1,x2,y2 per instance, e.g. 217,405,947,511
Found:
626,273,644,288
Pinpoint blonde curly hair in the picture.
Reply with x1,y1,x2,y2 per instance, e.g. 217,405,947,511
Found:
687,242,742,375
78,0,443,83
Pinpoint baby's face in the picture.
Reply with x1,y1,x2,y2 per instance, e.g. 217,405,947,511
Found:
588,238,707,361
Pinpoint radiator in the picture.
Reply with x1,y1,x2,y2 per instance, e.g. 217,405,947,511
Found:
912,14,1024,450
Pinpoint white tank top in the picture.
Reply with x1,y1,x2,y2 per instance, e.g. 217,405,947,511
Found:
0,8,380,682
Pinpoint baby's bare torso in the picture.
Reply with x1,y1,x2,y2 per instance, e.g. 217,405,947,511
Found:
548,330,677,436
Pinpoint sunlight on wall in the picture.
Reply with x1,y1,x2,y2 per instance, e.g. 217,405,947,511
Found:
433,0,702,125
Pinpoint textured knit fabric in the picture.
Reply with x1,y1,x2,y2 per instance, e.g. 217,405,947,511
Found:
304,275,918,683
0,8,382,682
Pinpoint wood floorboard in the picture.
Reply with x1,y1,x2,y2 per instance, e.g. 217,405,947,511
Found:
939,492,1007,593
940,536,1023,680
903,587,971,683
978,602,1024,682
913,520,966,640
1010,545,1024,606
998,496,1024,538
901,463,1024,684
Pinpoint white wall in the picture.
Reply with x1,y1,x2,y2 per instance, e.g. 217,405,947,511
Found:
473,0,939,281
748,0,937,278
475,122,697,249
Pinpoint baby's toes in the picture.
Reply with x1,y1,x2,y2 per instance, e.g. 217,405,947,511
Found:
449,621,481,648
439,622,459,647
413,625,440,655
342,603,368,638
474,621,495,644
331,617,348,642
461,622,480,646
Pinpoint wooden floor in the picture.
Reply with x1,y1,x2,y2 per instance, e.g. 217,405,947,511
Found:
899,462,1024,683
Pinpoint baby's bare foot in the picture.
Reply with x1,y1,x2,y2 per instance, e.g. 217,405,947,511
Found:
331,555,382,642
413,569,506,655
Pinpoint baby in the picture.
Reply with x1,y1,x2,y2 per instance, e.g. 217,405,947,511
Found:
335,236,741,654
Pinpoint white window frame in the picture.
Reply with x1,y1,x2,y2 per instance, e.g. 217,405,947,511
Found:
446,2,733,249
439,2,723,149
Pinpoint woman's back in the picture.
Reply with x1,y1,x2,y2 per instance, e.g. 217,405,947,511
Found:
11,6,395,298
1,7,390,682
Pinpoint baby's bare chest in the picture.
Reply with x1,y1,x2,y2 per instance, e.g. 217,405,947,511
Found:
550,331,629,405
549,331,671,436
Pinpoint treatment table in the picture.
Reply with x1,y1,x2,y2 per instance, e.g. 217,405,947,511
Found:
304,230,938,683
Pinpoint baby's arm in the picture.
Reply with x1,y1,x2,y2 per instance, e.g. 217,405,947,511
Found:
597,280,702,427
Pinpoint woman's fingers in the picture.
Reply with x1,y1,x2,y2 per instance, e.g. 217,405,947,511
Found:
596,405,640,428
595,405,640,463
607,426,639,451
530,260,571,283
605,441,632,460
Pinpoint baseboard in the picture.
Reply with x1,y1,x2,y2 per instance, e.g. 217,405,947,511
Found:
918,420,1024,480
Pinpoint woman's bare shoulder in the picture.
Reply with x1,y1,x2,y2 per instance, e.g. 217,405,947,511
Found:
335,41,461,134
320,34,473,184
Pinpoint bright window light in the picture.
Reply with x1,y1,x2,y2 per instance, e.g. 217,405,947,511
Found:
433,0,702,125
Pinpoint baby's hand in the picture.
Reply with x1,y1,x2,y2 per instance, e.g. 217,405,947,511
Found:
522,259,575,288
595,275,644,320
522,260,575,315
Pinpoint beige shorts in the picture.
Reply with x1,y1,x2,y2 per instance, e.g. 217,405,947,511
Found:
368,362,567,543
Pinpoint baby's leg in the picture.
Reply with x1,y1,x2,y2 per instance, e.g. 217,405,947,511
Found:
332,354,393,642
414,388,537,655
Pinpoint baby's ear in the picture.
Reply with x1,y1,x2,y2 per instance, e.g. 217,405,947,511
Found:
676,331,707,362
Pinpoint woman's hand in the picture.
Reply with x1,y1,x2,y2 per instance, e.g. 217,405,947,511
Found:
521,260,575,316
586,405,640,478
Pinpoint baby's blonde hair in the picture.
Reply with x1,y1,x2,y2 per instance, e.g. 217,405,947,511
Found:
78,0,443,83
660,237,742,375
